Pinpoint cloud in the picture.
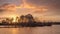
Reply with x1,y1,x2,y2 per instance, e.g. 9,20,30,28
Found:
0,9,5,12
0,3,17,12
0,0,60,16
26,0,60,15
26,0,60,9
0,0,22,5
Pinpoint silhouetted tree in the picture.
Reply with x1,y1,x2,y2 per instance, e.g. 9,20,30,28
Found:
16,17,19,22
20,15,25,23
10,18,14,23
25,14,34,23
2,20,7,24
6,18,10,23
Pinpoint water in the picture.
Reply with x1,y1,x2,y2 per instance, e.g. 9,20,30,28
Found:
0,25,60,34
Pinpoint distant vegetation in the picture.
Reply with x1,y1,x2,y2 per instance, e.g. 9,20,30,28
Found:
0,14,60,27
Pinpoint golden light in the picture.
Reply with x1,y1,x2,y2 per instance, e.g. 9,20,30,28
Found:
11,28,18,34
21,0,32,8
9,15,17,23
1,0,48,22
12,16,16,22
2,0,48,13
4,4,17,11
15,0,35,9
17,0,48,12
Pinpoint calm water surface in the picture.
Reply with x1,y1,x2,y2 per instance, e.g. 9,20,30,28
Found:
0,25,60,34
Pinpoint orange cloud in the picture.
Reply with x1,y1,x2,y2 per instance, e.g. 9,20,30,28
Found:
0,0,48,17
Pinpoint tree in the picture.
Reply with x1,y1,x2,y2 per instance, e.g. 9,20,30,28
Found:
25,14,34,23
20,15,25,23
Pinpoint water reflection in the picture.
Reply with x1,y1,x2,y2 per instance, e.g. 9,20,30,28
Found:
10,27,32,34
11,28,18,34
0,25,60,34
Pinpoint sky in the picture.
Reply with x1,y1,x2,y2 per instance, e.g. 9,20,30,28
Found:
0,0,60,22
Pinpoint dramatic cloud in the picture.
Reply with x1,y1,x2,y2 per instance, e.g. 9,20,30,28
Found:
27,0,60,9
26,0,60,15
0,0,60,15
0,0,60,21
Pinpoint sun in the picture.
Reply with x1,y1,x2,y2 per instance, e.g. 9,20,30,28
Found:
9,15,17,23
12,16,16,22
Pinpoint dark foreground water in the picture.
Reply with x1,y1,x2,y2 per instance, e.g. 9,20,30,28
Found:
0,25,60,34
